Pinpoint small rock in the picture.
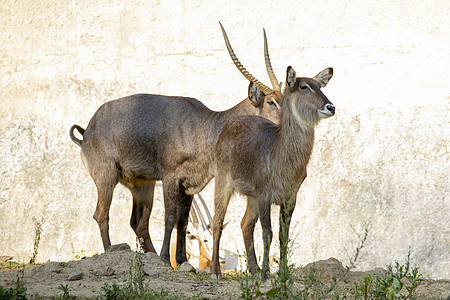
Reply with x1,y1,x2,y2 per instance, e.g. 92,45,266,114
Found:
46,261,63,273
106,243,131,252
299,258,345,284
94,266,115,276
143,264,159,278
196,268,209,274
68,271,83,281
145,252,171,268
177,261,196,273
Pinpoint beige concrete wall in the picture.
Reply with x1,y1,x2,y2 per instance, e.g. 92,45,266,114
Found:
0,0,448,279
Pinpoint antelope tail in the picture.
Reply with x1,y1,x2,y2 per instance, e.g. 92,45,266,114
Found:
69,124,85,147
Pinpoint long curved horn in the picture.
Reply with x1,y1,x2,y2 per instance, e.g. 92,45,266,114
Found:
219,22,274,95
263,28,281,91
189,199,199,228
192,197,209,232
197,193,213,229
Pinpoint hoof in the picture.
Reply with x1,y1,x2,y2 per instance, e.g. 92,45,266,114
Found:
210,273,221,280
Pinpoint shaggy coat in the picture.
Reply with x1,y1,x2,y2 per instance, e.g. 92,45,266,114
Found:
211,66,335,279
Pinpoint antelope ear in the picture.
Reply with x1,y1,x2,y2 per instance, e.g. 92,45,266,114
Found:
313,67,333,87
248,82,264,107
286,66,297,88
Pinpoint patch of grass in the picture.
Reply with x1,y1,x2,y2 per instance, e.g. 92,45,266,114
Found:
99,238,180,300
0,265,27,300
128,242,145,295
70,249,87,260
186,270,213,282
354,250,422,299
0,261,25,271
100,281,178,300
267,199,298,299
57,283,75,300
237,267,263,299
236,217,421,300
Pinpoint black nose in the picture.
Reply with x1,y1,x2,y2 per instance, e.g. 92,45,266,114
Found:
326,104,335,115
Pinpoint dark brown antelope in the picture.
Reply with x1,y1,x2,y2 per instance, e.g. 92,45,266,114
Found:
69,24,282,267
210,65,335,279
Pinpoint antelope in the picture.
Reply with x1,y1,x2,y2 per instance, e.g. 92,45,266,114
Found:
69,23,282,267
169,194,225,269
210,65,335,280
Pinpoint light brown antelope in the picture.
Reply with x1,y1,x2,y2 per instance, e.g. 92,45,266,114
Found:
169,194,225,269
69,23,282,267
210,65,335,279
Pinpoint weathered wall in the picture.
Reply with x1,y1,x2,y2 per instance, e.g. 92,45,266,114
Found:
0,0,448,279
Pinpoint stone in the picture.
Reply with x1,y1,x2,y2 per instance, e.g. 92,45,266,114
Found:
298,258,345,284
145,252,171,268
94,266,115,276
177,261,196,273
68,271,83,281
143,264,159,278
106,243,131,252
196,268,209,274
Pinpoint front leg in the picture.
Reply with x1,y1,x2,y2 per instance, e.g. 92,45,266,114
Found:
240,197,260,275
279,196,296,265
258,198,273,280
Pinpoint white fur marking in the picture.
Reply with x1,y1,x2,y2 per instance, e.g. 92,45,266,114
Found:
290,101,309,131
305,83,313,92
272,98,280,109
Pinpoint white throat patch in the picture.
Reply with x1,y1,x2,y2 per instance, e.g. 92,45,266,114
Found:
290,100,309,131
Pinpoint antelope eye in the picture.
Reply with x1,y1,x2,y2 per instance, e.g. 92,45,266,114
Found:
203,239,208,243
300,85,308,90
267,100,275,106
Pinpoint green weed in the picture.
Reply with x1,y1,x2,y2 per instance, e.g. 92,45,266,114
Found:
29,217,43,264
354,250,422,299
0,265,27,300
99,238,179,300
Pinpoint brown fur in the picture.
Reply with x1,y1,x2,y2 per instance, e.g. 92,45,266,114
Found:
69,87,281,266
69,27,283,267
210,66,335,279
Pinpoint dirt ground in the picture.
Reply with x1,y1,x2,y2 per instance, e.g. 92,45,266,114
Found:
0,246,448,299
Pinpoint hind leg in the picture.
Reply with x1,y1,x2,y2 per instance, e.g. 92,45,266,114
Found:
91,165,118,252
130,180,157,253
160,177,180,264
211,173,234,279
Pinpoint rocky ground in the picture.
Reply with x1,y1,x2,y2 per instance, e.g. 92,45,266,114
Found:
0,245,449,299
